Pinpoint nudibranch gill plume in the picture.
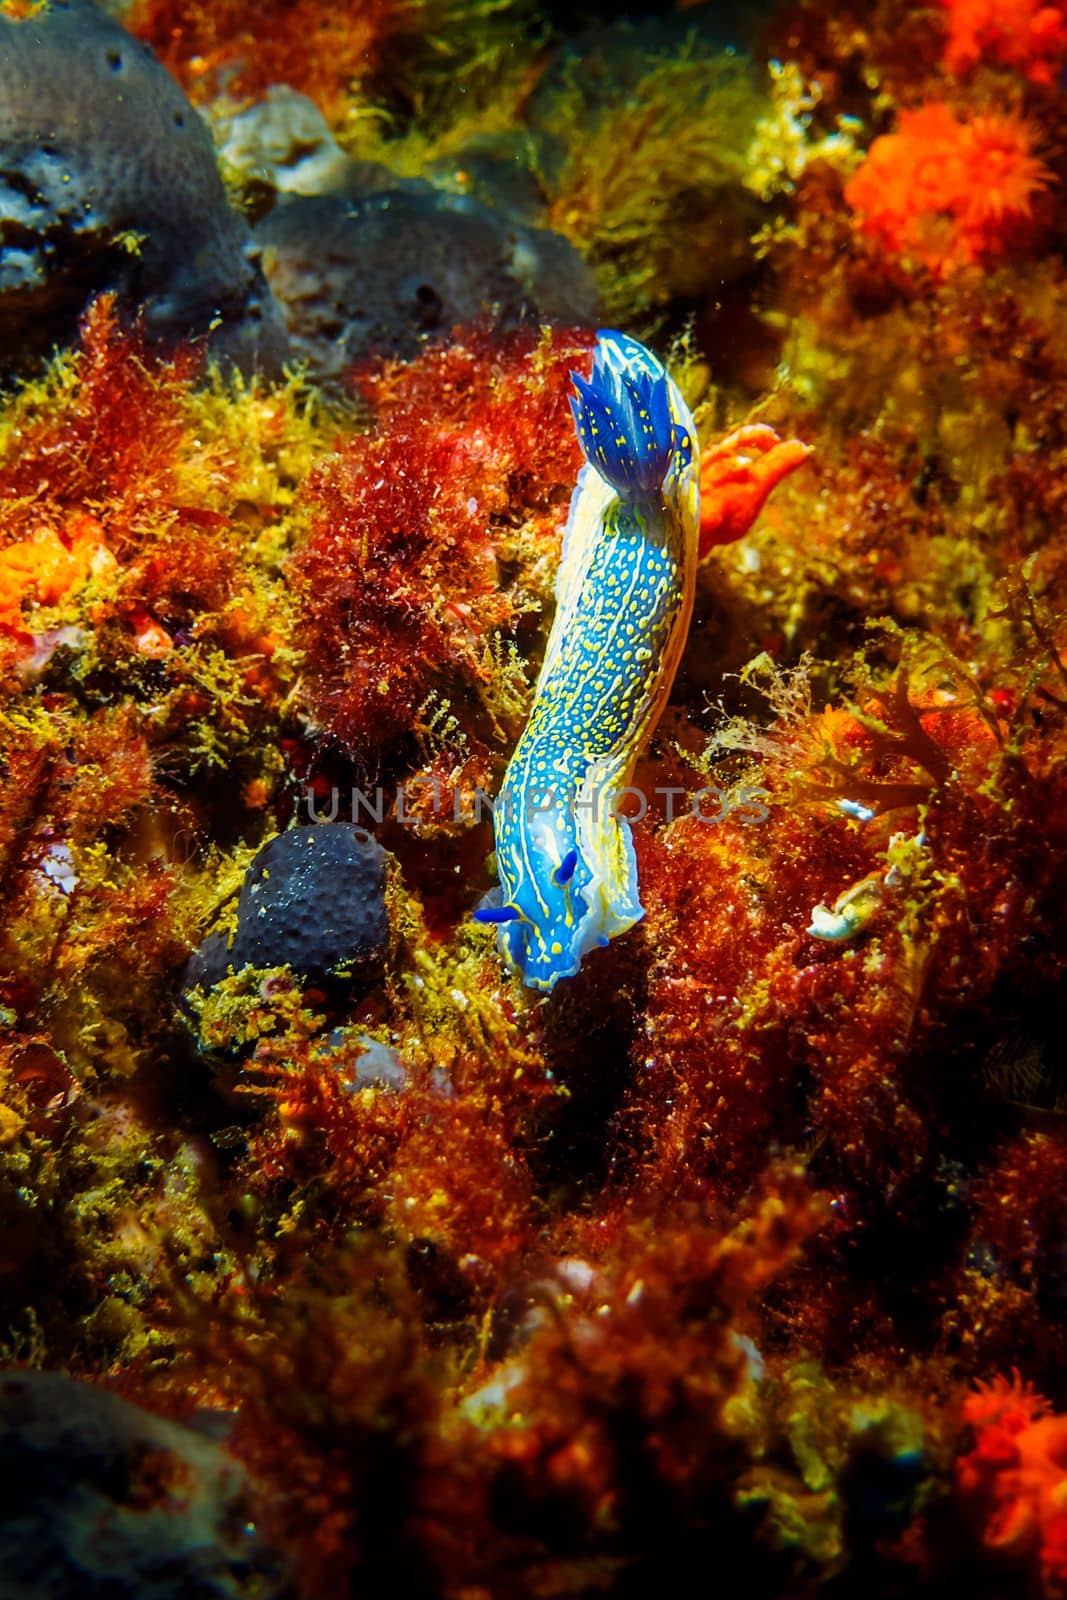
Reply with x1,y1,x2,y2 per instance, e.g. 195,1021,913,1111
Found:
475,329,700,991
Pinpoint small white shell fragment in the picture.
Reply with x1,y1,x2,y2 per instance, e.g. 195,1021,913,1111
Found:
807,872,885,941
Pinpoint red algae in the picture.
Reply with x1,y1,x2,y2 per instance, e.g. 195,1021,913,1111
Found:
292,327,592,771
0,298,193,538
127,0,396,119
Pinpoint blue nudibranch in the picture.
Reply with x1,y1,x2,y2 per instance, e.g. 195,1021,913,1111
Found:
475,329,700,991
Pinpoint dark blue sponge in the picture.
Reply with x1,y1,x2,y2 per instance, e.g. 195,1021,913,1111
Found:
188,825,389,990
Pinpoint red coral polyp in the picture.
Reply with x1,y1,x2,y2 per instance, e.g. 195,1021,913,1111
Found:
845,103,1053,276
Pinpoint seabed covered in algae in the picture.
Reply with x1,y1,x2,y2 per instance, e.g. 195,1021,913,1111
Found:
0,1,1065,1596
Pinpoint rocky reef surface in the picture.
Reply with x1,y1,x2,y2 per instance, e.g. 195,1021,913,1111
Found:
0,1369,292,1599
0,1,1064,1597
0,0,600,386
255,188,599,388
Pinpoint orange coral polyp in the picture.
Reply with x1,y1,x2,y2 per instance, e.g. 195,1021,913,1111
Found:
845,102,1052,275
940,0,1067,84
959,1374,1067,1583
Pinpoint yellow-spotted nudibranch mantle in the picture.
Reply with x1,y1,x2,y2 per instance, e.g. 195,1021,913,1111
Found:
474,329,700,992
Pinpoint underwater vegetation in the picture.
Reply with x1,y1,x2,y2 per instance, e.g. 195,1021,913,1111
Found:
0,0,1065,1596
127,0,540,129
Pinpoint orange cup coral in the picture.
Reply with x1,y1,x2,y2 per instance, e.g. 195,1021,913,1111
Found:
940,0,1067,85
958,1373,1067,1587
845,102,1053,275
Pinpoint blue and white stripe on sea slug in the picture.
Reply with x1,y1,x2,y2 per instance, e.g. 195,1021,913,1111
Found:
475,328,700,992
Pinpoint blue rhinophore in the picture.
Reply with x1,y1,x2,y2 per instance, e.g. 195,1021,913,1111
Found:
554,849,579,885
569,328,682,500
